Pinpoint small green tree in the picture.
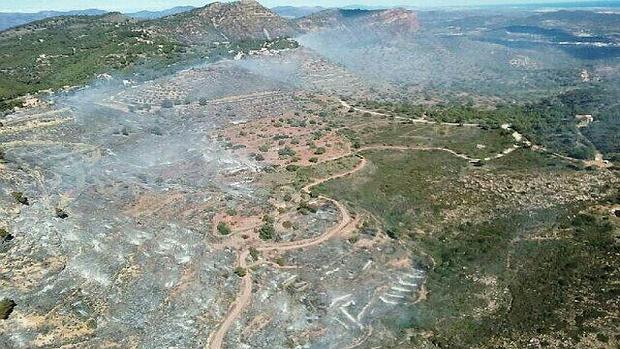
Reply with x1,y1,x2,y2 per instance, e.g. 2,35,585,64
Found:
259,223,275,240
11,192,29,205
217,222,231,235
0,299,16,319
234,267,247,277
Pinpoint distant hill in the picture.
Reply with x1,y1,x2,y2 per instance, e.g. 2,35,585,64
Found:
0,6,197,31
296,8,420,34
127,6,195,20
271,6,327,18
0,9,106,31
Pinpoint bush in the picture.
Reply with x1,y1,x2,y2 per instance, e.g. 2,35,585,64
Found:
0,228,12,241
249,247,260,261
278,146,296,157
568,145,596,160
259,144,269,152
234,267,247,277
314,147,326,155
285,164,299,172
11,192,29,205
0,299,16,319
259,223,275,240
55,208,68,219
217,222,231,235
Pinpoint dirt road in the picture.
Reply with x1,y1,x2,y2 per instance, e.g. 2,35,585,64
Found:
207,249,251,349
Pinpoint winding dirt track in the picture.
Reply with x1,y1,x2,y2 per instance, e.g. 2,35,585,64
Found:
207,250,251,349
207,161,363,349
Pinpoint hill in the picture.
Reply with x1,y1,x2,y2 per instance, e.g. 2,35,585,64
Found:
296,8,419,34
127,6,196,20
0,0,302,110
151,0,298,44
271,6,326,18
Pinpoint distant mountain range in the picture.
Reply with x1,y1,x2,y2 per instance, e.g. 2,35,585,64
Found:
126,6,196,20
2,1,619,32
0,6,195,31
0,9,106,31
271,6,327,18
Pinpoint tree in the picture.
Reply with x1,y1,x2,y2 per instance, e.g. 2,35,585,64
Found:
234,267,247,277
0,299,16,319
249,247,260,261
11,192,29,205
199,97,208,106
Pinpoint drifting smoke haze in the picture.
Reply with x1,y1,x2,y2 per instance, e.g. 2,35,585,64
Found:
0,64,273,346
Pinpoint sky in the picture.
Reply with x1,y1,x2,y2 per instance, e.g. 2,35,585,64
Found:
0,0,611,12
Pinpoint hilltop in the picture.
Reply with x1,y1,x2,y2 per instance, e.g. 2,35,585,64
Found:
150,0,298,44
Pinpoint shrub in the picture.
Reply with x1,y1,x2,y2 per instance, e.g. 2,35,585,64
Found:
217,222,231,235
249,247,260,261
0,299,16,319
286,164,299,172
259,144,269,152
55,208,68,219
259,223,275,240
278,146,296,157
314,147,326,155
234,267,247,277
0,228,12,241
11,192,29,205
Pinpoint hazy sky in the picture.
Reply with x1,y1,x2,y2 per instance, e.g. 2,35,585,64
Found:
0,0,609,12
